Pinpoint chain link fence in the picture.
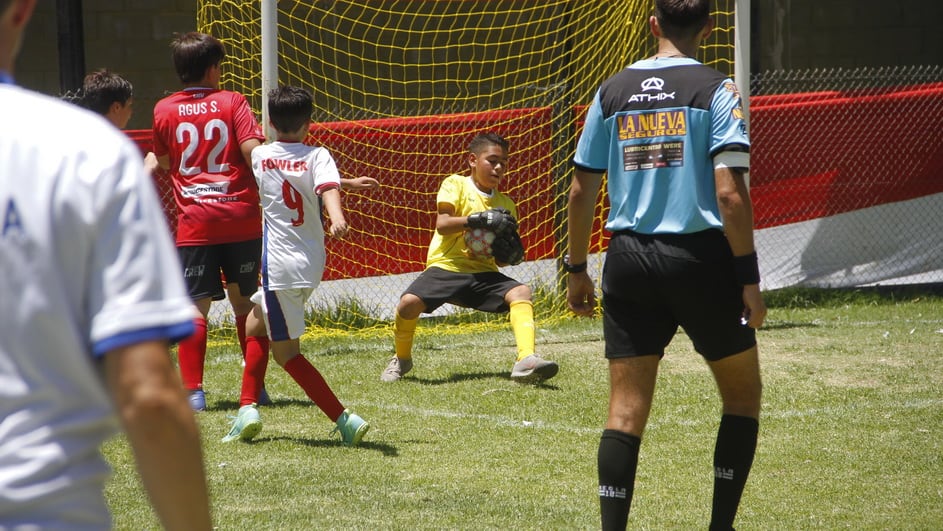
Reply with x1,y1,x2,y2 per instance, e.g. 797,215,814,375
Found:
133,65,943,325
750,65,943,289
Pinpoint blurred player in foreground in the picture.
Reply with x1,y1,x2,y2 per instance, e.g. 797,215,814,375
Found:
381,132,558,384
565,1,765,529
222,85,370,446
152,31,271,411
0,0,211,528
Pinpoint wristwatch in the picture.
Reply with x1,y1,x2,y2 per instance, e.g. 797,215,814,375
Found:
562,254,587,274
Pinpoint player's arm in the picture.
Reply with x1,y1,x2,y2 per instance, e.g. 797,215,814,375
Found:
341,176,380,191
103,340,212,531
714,163,766,328
320,185,349,238
143,152,160,175
435,202,467,235
565,167,603,317
155,154,170,171
240,138,262,169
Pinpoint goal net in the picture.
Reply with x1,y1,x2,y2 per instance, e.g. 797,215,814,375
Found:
194,0,737,331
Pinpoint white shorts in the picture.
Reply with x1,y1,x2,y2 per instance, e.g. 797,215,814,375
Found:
250,288,314,341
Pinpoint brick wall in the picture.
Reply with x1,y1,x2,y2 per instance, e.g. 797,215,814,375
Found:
16,0,197,130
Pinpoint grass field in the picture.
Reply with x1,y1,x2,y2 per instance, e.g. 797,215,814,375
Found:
103,288,943,530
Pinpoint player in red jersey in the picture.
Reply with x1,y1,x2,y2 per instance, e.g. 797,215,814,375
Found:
152,32,269,411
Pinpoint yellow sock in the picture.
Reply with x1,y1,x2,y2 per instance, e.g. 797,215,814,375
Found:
509,300,536,362
394,313,417,361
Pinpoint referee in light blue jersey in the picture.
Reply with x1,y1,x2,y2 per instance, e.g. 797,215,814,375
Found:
564,0,766,529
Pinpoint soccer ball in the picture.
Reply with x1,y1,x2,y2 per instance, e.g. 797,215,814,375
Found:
464,227,496,258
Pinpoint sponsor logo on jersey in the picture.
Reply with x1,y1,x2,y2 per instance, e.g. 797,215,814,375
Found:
641,77,664,91
261,158,310,172
181,181,231,199
617,110,686,140
627,76,676,103
622,141,684,171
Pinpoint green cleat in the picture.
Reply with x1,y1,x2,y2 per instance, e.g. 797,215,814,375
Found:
332,409,369,446
221,403,262,443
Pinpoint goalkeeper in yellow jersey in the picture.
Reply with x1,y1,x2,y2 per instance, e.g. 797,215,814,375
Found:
381,132,558,384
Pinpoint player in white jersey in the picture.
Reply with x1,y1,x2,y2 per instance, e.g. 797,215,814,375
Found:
221,85,370,446
0,0,211,529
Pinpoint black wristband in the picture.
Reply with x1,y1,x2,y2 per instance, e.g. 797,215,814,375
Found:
563,254,587,274
733,252,760,285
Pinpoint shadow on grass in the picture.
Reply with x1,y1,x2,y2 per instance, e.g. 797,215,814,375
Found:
760,320,822,331
246,435,399,456
407,371,560,389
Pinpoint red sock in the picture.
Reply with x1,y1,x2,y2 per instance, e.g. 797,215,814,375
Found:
283,354,344,421
239,336,270,407
177,317,207,391
235,313,248,359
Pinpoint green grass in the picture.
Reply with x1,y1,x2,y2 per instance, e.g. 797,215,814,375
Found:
104,288,943,529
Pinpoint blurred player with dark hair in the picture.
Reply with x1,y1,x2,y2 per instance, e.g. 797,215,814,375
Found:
76,68,160,173
566,0,766,528
79,68,134,127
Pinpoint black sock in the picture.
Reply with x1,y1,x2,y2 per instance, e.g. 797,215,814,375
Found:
598,429,641,531
710,414,759,530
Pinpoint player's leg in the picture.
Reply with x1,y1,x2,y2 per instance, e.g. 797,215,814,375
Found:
221,302,268,443
672,229,761,531
221,239,269,403
222,240,260,352
505,283,535,361
598,355,659,531
706,346,761,531
176,244,225,411
383,268,467,382
264,288,369,445
462,272,556,382
177,301,210,410
502,282,558,382
595,233,675,529
381,293,424,382
239,303,270,407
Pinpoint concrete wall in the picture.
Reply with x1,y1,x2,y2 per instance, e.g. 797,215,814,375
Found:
16,0,197,130
754,0,943,71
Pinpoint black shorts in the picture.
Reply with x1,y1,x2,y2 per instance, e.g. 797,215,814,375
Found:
404,267,522,314
178,239,262,301
601,230,756,362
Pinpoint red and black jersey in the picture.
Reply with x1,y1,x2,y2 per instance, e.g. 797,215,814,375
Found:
153,88,265,245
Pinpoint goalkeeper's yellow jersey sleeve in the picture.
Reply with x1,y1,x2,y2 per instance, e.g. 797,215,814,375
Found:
425,174,517,273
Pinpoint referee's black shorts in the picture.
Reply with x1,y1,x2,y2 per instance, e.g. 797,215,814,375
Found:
601,229,756,362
